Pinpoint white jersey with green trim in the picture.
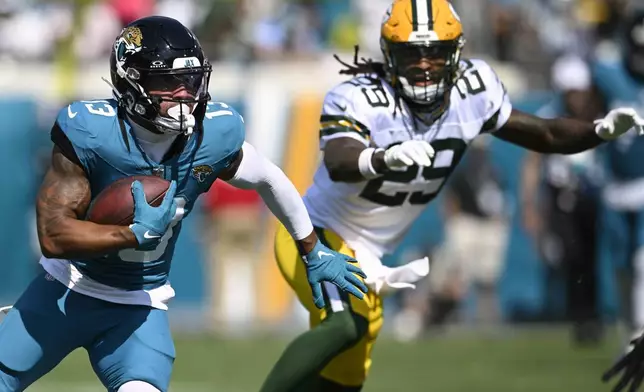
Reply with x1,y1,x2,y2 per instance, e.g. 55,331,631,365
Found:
303,58,512,257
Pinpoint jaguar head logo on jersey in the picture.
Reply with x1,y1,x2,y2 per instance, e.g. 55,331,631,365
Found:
114,26,143,63
191,165,214,183
380,0,464,123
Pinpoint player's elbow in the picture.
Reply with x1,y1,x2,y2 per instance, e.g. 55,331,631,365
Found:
37,221,76,259
39,235,66,259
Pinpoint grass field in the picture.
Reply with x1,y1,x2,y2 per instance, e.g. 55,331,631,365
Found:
28,328,623,392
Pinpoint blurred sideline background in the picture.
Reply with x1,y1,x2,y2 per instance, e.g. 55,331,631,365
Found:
0,0,635,390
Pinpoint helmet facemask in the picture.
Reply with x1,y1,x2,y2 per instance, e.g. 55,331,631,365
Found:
382,37,464,123
113,59,212,136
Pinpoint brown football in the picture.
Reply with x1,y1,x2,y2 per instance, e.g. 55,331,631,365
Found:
86,175,171,226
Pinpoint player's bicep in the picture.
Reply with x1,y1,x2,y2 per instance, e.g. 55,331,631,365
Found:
37,145,91,227
323,137,368,167
493,109,552,148
323,137,372,183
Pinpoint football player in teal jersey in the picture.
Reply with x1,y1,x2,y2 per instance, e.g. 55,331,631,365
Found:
0,16,367,392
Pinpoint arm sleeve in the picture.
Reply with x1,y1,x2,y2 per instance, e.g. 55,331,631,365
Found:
225,142,314,240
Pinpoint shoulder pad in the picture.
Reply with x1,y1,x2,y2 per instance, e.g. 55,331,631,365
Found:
200,102,245,169
319,76,394,147
53,99,119,173
56,100,118,142
454,59,512,132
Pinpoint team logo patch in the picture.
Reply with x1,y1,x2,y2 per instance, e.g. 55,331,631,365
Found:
115,26,143,62
191,165,214,183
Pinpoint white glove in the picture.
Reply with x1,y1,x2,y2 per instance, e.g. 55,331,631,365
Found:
384,140,435,170
364,257,430,296
594,108,644,140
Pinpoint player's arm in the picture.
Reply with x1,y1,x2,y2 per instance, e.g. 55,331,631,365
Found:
324,138,387,183
320,87,433,183
472,59,642,153
36,145,138,259
493,109,605,154
218,141,367,307
218,143,318,253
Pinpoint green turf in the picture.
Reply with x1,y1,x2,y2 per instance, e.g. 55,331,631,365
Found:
29,328,623,392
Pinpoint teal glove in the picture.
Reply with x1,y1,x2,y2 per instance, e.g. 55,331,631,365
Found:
129,180,178,250
304,240,368,309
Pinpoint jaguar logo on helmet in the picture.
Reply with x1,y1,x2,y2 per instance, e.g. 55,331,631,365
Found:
191,165,214,183
115,26,143,63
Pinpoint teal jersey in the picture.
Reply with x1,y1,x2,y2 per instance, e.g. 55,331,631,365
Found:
52,99,244,290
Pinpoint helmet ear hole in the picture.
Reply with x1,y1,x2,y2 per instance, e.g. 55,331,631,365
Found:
135,104,147,116
123,91,135,107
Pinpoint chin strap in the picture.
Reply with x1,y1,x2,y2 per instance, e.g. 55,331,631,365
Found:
166,104,195,136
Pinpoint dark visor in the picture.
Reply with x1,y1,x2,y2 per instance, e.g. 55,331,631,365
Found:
390,42,458,69
137,67,211,95
389,42,459,83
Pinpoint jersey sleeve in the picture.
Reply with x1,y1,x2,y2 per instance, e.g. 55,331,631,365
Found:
319,82,374,149
51,101,98,175
465,59,513,133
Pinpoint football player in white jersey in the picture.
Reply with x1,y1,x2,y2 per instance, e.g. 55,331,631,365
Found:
260,1,644,391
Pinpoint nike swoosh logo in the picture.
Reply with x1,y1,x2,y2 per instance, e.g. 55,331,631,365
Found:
67,105,78,118
317,250,333,258
332,101,347,112
143,231,161,239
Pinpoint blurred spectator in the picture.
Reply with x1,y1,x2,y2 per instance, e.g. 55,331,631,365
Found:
520,55,605,344
74,1,121,61
194,0,249,62
591,9,644,343
354,0,391,57
109,0,154,26
156,0,201,30
488,0,521,62
251,0,324,61
0,2,71,61
428,137,509,328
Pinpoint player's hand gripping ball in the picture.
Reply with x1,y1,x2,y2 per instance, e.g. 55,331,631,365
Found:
86,175,171,225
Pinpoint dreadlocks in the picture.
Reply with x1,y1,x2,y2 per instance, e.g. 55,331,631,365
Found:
333,46,387,78
333,45,411,121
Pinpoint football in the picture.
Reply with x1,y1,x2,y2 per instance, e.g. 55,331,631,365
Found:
86,175,171,226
